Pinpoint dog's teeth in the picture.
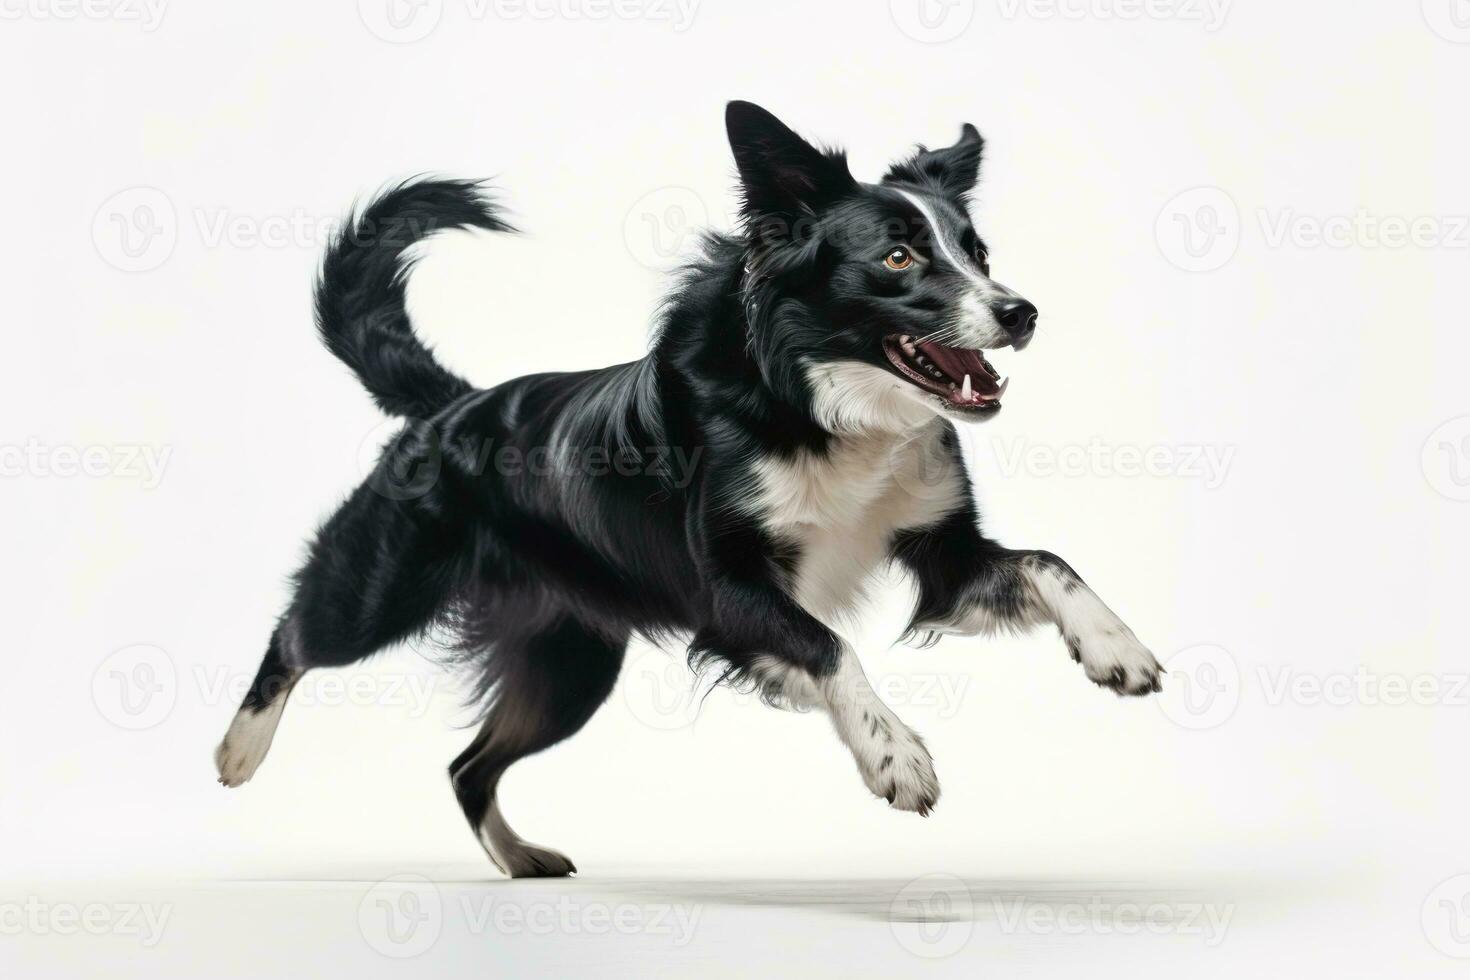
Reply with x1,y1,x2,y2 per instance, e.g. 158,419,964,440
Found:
961,374,972,400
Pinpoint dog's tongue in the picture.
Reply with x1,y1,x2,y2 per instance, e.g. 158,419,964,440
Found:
916,341,999,394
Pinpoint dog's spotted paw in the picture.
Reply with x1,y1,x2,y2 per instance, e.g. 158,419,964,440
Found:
1069,629,1163,697
859,721,940,816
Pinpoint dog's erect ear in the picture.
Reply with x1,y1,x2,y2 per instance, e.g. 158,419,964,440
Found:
726,101,855,225
883,123,984,199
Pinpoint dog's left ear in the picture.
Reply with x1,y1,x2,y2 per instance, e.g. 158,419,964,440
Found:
883,123,984,199
726,100,855,226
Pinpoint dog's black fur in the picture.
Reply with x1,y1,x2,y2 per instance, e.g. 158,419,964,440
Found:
215,102,1162,877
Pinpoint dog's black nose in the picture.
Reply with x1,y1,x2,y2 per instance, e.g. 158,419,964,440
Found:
995,297,1038,349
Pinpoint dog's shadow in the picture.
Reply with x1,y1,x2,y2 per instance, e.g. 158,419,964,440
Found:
232,865,1239,927
594,876,986,923
465,873,1229,926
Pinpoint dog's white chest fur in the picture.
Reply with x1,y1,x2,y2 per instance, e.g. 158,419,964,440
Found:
748,422,965,625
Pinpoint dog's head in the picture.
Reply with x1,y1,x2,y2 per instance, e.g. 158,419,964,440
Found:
727,100,1037,432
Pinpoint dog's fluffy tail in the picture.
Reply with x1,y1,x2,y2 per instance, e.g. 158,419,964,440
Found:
315,178,512,419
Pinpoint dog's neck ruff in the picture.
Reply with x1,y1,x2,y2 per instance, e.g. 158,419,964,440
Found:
804,358,945,436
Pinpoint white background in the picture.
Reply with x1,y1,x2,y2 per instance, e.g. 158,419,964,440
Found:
3,0,1469,975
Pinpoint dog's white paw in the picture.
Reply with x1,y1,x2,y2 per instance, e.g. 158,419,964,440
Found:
214,701,288,787
857,718,940,816
1069,627,1163,697
215,732,268,788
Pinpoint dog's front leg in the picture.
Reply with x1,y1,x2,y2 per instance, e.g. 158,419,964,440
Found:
893,510,1162,696
691,516,940,814
817,642,941,814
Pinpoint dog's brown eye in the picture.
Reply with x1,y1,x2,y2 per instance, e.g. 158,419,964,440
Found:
884,247,914,271
973,244,990,276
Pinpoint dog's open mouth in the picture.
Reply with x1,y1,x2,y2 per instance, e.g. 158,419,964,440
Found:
882,334,1008,410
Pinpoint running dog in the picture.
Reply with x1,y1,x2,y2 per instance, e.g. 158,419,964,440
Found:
215,101,1163,877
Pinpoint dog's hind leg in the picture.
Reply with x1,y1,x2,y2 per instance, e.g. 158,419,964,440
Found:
215,482,466,787
450,615,626,878
215,628,304,787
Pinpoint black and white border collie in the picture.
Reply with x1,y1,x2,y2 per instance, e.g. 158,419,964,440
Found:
215,102,1163,877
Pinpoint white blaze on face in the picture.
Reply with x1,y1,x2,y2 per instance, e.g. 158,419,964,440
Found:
896,189,1009,350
